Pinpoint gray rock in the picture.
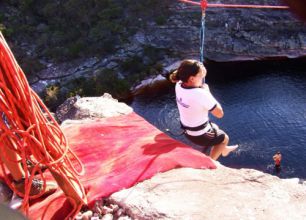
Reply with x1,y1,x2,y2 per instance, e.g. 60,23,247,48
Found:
106,61,119,69
101,213,113,220
139,1,306,62
36,23,48,33
0,181,13,203
55,96,80,123
102,206,113,215
115,208,125,218
57,94,133,123
117,217,132,220
134,32,146,45
110,165,306,220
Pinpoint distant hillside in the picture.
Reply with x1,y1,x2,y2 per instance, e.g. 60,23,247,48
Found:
0,0,171,76
1,0,305,110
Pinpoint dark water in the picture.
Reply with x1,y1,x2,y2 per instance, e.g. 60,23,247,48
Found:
130,60,306,179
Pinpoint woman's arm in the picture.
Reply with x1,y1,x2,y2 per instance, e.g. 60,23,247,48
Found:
202,84,224,118
210,103,224,118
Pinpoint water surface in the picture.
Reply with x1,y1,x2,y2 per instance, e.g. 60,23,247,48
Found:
131,61,306,179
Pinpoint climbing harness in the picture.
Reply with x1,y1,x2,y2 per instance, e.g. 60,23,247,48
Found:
0,32,87,219
165,128,185,137
170,0,289,136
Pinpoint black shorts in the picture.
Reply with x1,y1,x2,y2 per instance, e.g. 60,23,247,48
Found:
185,123,226,147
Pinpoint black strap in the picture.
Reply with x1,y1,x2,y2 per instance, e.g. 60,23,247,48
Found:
180,121,209,131
209,121,217,138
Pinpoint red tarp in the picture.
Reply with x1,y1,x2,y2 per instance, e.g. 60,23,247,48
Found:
9,112,216,219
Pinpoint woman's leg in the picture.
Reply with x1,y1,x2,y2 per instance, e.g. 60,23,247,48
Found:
210,134,229,160
210,134,238,160
1,146,57,197
1,146,25,181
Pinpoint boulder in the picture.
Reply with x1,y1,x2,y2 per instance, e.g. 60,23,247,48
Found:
56,93,133,123
110,165,306,220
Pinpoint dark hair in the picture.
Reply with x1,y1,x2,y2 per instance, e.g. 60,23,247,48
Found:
164,69,179,83
176,60,202,83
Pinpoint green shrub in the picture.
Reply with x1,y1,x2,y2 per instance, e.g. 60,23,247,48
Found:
17,56,44,79
0,24,5,32
155,15,167,25
44,85,60,109
67,69,130,100
154,62,164,72
2,0,172,75
20,0,34,11
121,56,146,73
67,41,85,58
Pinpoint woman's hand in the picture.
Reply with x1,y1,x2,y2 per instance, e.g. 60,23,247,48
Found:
201,83,210,91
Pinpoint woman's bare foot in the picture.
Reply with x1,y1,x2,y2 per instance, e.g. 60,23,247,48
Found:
222,145,239,157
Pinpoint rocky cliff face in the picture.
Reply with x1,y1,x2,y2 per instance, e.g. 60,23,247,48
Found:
28,0,306,98
59,95,306,220
2,1,305,106
141,0,306,61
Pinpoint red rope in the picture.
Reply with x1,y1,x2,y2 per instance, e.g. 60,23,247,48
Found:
0,32,87,219
179,0,289,9
201,0,208,10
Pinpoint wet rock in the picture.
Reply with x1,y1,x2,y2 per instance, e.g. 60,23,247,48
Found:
131,74,171,97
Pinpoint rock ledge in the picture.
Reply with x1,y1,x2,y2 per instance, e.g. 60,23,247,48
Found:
57,95,306,220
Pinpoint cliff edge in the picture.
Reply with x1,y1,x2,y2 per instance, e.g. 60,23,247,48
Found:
57,95,306,220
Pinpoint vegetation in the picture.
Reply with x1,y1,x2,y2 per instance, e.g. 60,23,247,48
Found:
121,46,170,77
43,68,131,110
68,69,130,98
1,0,170,63
44,85,60,108
1,0,172,109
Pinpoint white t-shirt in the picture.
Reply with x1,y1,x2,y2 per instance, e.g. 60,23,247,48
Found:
175,81,217,136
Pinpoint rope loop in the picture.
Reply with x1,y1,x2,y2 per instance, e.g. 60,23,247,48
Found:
0,32,86,219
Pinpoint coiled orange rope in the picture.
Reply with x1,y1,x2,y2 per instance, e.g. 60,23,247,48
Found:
0,32,87,219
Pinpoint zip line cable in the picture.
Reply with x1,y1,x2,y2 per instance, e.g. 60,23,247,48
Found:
179,0,289,9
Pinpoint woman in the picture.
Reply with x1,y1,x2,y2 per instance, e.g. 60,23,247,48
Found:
172,59,238,160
